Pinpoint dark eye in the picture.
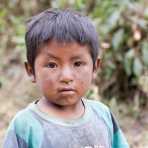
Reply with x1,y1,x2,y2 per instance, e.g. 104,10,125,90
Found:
47,62,57,68
74,61,83,67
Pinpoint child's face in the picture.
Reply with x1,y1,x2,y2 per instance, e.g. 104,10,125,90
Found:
26,40,99,107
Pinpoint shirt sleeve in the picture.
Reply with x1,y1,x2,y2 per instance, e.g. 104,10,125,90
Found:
3,108,43,148
3,129,28,148
110,112,129,148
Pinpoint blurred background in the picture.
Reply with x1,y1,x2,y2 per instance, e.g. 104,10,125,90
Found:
0,0,148,147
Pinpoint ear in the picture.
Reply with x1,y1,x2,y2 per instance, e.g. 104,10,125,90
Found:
93,58,101,79
24,62,36,83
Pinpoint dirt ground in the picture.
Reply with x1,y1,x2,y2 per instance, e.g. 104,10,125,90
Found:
0,68,148,148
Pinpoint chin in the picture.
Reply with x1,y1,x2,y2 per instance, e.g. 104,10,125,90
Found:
55,97,80,107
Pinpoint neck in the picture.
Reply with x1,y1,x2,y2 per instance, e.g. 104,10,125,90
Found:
37,97,85,120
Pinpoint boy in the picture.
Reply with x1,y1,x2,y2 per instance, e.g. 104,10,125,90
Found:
3,9,129,148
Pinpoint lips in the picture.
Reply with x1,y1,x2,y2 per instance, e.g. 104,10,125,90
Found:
59,88,75,91
58,88,76,95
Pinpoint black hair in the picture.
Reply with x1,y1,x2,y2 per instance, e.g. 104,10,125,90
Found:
25,9,99,71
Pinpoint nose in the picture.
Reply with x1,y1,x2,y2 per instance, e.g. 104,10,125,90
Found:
59,66,74,84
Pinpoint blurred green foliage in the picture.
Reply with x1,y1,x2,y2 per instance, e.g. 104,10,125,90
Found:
93,0,148,106
0,0,147,108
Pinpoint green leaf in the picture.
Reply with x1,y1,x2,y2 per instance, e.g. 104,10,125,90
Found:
75,0,84,9
12,36,24,44
112,29,124,50
126,49,135,58
107,10,121,30
124,49,135,76
105,64,115,79
133,58,143,77
142,43,148,66
16,24,25,36
144,8,148,19
0,9,7,17
57,0,68,8
138,19,147,30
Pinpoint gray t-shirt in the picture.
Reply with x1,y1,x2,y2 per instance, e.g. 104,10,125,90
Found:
3,99,129,148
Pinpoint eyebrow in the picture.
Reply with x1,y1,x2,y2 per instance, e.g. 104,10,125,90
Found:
46,52,84,60
46,53,60,60
70,55,83,61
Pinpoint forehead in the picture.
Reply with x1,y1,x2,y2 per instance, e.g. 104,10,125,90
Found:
38,40,91,58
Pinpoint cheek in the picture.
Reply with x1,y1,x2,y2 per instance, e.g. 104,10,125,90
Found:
76,68,93,89
35,70,56,91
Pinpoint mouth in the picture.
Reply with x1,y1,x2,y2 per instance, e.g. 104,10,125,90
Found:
58,88,76,95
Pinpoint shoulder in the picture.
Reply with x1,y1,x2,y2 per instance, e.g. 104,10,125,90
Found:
4,103,44,148
7,104,43,141
85,99,113,129
85,99,111,117
85,99,114,137
9,105,40,130
85,99,129,147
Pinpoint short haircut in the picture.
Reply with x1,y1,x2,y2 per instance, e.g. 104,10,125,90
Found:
25,9,99,71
